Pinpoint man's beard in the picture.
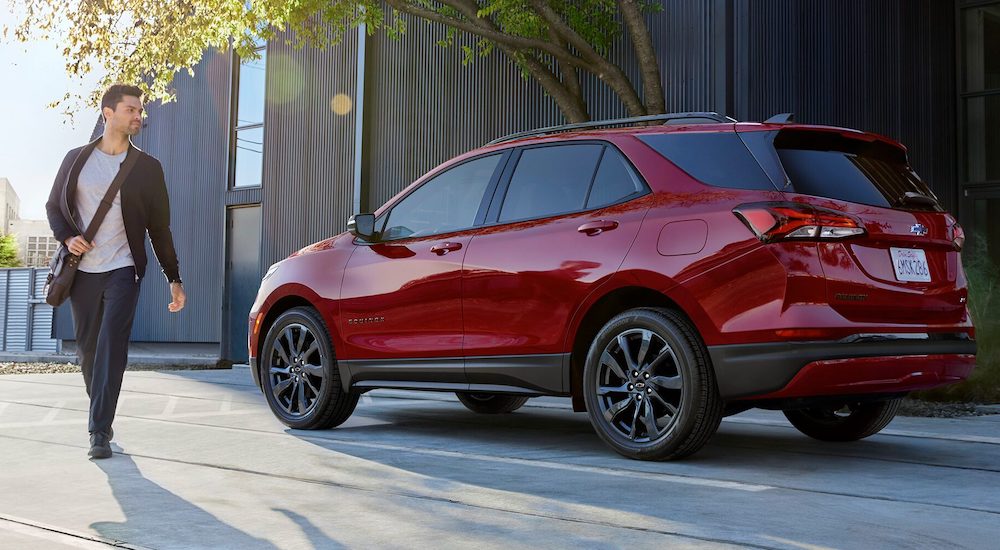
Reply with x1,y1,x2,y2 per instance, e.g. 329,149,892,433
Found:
125,124,141,136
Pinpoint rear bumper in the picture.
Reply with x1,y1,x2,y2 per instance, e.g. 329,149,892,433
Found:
708,334,976,400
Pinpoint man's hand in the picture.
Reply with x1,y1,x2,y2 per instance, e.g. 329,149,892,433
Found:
168,283,186,313
64,235,94,256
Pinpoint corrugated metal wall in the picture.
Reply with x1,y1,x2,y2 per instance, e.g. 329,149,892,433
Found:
364,3,727,209
260,33,359,269
733,0,957,211
0,268,59,352
54,52,232,342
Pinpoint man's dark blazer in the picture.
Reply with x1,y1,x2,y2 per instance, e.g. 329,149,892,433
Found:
46,137,181,283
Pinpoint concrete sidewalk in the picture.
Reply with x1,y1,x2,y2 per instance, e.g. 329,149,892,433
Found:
1,369,999,549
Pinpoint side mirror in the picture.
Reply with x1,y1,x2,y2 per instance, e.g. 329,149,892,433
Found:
347,213,376,240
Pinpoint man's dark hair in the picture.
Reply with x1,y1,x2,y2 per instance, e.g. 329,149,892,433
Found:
100,84,143,112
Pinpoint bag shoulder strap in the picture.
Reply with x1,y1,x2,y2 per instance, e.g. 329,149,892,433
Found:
82,147,141,242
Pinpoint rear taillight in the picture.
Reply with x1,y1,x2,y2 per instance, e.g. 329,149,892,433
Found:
733,202,866,243
951,222,965,251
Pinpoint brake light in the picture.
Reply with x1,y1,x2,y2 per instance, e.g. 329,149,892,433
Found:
951,222,965,251
733,202,866,242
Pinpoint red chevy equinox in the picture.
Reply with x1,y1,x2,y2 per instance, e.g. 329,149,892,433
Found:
248,113,976,460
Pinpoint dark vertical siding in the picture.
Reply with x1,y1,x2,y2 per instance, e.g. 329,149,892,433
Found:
364,3,724,210
134,51,229,342
364,17,561,209
652,0,720,113
260,32,358,268
733,0,957,210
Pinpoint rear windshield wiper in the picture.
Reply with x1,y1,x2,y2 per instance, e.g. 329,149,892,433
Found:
896,191,939,208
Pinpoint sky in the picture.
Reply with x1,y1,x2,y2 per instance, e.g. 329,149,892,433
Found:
0,8,106,220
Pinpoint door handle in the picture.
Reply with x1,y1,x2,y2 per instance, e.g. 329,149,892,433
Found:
577,220,619,236
430,242,463,255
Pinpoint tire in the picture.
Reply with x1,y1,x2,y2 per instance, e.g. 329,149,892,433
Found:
260,307,359,430
583,308,724,461
456,392,529,414
783,399,901,442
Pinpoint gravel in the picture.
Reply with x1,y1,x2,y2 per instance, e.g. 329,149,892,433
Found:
0,361,81,375
897,398,999,418
0,361,224,376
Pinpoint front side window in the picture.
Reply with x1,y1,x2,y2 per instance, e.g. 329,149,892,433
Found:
232,45,267,188
381,154,502,240
499,144,604,222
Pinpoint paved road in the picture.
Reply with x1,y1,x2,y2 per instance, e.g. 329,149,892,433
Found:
1,369,998,549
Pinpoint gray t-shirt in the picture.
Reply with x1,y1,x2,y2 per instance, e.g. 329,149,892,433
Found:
76,148,135,273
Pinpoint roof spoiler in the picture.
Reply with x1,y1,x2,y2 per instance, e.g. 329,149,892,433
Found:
764,113,795,123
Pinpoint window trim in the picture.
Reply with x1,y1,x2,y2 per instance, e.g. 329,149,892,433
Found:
482,140,651,227
229,44,267,190
958,1,1000,196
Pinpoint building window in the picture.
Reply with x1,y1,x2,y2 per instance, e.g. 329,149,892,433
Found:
231,43,266,188
960,1,1000,270
24,235,59,267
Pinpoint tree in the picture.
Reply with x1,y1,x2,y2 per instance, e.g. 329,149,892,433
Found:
5,0,665,123
0,234,22,268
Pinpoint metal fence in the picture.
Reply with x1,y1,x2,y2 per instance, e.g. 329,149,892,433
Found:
0,267,59,353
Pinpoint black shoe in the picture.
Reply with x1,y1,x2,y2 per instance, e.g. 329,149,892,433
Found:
108,427,114,441
88,432,112,459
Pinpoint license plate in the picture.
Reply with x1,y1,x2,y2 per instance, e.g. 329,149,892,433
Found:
890,247,931,282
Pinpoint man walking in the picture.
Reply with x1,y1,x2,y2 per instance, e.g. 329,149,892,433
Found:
46,85,186,459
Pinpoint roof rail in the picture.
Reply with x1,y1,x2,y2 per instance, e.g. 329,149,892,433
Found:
486,112,737,146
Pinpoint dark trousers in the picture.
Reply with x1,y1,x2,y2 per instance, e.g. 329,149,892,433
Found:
69,266,141,435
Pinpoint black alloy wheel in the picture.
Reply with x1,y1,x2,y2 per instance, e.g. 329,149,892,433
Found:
261,307,358,430
584,308,723,460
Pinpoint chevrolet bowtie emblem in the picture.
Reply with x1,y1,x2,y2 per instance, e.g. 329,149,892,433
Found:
910,223,928,237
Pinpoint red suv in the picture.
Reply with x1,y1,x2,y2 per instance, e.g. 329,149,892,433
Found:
248,113,976,460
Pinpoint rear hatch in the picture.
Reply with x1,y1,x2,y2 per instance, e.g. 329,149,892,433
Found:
739,126,968,324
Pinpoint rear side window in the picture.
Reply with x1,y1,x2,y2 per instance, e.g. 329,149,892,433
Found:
774,130,940,210
586,147,645,208
499,144,603,222
638,133,775,190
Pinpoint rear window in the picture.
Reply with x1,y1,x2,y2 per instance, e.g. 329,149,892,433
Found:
638,133,775,190
774,130,940,211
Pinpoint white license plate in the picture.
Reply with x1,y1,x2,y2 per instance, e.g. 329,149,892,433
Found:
890,248,931,282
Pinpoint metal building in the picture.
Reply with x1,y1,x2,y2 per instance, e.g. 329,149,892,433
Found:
52,0,999,363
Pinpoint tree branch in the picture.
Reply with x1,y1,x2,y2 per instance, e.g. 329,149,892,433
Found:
385,0,589,71
618,0,665,114
528,0,647,116
547,28,587,121
440,0,588,122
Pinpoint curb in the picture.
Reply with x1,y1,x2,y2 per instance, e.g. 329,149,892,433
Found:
974,404,1000,415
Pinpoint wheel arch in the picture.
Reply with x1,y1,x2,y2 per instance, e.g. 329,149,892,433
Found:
254,288,344,391
566,280,714,412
